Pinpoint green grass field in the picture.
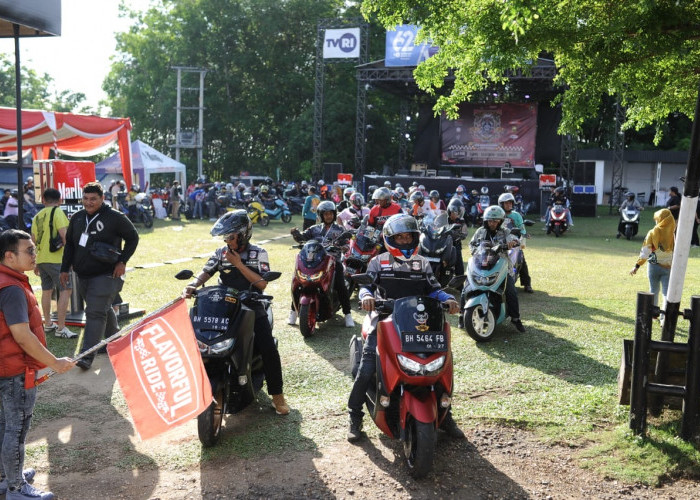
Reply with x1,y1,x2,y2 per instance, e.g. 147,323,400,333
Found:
37,208,700,484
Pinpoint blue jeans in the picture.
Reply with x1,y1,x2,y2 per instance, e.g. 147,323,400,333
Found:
0,374,37,490
648,263,671,308
347,329,378,420
193,201,203,219
78,274,123,361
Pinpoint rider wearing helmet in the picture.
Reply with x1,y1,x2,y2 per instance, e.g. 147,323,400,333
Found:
258,183,275,208
126,184,140,220
617,192,643,238
367,187,402,231
447,198,469,277
468,206,525,332
499,192,533,293
429,190,446,211
347,213,462,442
290,201,354,328
337,193,369,231
183,210,290,415
544,185,574,228
408,190,428,217
337,186,356,212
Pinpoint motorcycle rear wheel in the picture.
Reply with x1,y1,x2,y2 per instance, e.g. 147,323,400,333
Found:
282,213,292,223
403,419,436,479
464,306,496,342
259,215,270,227
299,302,317,338
198,383,225,447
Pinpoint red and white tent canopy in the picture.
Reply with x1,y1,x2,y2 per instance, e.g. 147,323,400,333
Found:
0,107,134,187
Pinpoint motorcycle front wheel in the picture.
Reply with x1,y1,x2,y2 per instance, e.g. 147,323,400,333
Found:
625,226,633,240
282,213,292,223
464,305,496,342
403,418,436,479
554,225,561,237
259,215,270,227
198,382,225,447
299,302,317,338
142,211,153,228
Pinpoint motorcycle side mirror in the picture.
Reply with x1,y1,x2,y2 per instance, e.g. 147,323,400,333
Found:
175,270,194,280
523,220,535,226
351,273,373,286
261,271,282,282
445,274,466,290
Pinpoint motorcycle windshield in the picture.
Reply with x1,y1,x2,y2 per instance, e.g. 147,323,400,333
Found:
300,241,327,268
392,296,448,353
472,243,501,271
355,226,378,251
479,195,490,206
425,212,449,238
191,286,238,341
553,205,565,215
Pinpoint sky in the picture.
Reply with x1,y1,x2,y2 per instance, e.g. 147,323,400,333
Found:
0,0,152,113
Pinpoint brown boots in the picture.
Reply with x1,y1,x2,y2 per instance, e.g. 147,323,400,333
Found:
271,394,290,415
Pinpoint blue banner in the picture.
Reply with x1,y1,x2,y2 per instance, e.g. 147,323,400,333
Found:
385,25,438,67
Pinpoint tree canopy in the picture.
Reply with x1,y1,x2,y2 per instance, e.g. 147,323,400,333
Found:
361,0,700,139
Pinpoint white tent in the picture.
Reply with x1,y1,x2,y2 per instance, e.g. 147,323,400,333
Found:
95,140,186,189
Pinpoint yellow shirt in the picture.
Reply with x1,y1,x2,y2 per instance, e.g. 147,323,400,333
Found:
31,205,69,264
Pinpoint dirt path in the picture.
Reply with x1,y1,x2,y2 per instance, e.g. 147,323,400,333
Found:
14,356,700,500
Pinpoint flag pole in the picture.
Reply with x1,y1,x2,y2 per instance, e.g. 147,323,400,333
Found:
35,296,186,386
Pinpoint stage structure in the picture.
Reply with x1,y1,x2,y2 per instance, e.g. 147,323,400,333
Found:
313,19,369,179
354,25,561,179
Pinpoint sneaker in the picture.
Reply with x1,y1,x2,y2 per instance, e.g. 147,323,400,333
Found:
523,285,534,294
7,482,54,500
512,319,526,332
54,327,78,339
347,417,364,443
43,323,57,333
287,310,297,325
439,413,465,439
271,394,290,415
344,313,355,328
0,469,36,495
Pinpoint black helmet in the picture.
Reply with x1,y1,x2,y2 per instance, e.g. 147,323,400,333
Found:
429,190,440,200
626,192,635,200
210,210,253,248
409,190,424,203
447,198,465,219
316,200,337,223
349,192,365,209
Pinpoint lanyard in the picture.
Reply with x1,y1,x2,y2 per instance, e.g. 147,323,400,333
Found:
84,213,100,233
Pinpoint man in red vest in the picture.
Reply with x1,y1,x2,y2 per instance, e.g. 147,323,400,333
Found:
0,230,75,500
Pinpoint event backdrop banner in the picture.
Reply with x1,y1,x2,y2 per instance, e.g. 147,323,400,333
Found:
323,28,360,59
441,103,538,167
385,25,438,67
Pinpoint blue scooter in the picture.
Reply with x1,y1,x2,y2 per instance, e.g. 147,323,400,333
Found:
460,241,514,342
265,198,293,223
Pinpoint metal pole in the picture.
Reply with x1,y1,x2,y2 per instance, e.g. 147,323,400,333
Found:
175,68,182,163
198,70,205,180
630,292,655,435
13,24,24,225
681,296,700,440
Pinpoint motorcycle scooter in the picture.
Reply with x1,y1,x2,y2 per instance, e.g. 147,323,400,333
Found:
291,234,348,337
175,269,281,446
349,274,465,478
264,197,293,223
418,212,459,288
546,201,569,237
618,207,640,240
461,240,518,342
116,192,154,228
246,198,270,226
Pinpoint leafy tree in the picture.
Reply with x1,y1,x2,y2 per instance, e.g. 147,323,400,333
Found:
361,0,700,139
0,54,53,109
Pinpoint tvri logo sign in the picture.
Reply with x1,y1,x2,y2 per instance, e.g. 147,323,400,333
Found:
323,28,360,59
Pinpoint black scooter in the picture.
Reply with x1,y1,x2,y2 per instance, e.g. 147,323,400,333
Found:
418,212,458,287
175,269,281,446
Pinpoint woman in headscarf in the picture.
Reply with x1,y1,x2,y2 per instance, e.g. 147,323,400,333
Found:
630,208,675,313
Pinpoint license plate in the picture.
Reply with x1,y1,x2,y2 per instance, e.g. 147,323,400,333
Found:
424,256,441,262
401,331,448,353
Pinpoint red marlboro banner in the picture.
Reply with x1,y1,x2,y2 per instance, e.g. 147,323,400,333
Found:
441,103,537,167
107,299,212,440
52,161,96,200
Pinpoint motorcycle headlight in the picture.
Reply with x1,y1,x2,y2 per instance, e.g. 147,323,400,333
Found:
209,338,234,354
296,269,323,281
397,354,446,376
474,274,497,286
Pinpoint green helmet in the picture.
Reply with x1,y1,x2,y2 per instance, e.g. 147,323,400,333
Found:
483,205,506,222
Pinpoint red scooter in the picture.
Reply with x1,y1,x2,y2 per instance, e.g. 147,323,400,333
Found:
546,201,570,237
349,274,463,478
291,239,342,337
342,222,381,296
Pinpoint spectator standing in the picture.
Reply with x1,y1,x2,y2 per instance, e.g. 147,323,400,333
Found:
301,186,320,230
59,182,139,371
666,186,681,220
0,229,75,500
170,181,182,220
30,189,76,339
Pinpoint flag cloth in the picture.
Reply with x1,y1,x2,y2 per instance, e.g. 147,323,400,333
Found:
107,298,212,440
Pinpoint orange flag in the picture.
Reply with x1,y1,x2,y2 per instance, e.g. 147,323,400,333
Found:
107,298,212,440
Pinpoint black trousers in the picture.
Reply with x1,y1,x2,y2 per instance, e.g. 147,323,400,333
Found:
454,243,465,276
505,275,520,320
253,314,283,395
518,255,531,288
334,262,351,315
